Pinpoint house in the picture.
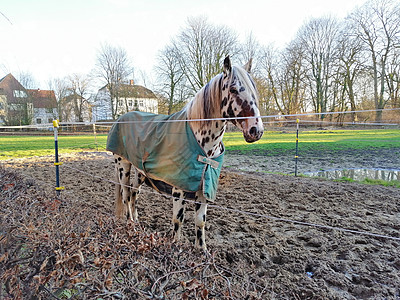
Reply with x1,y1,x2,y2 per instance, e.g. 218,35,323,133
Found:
26,89,58,125
0,73,58,126
0,73,33,125
93,80,158,121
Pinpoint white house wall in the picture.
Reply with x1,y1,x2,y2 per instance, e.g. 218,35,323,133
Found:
116,97,158,115
33,108,57,125
93,89,158,121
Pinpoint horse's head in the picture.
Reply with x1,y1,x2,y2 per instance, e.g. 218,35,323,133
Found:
221,56,264,143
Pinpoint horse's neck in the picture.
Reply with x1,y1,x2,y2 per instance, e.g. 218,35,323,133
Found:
187,72,228,157
191,120,227,158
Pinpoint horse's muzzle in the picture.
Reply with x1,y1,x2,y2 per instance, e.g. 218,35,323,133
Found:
244,126,264,143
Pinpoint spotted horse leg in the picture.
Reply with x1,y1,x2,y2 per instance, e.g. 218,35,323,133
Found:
172,187,186,242
194,193,208,251
114,154,143,222
129,168,145,222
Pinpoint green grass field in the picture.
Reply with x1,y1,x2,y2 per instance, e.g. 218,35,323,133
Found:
224,129,400,155
0,129,399,160
0,135,108,159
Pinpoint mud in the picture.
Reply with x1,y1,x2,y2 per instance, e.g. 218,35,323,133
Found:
2,151,400,299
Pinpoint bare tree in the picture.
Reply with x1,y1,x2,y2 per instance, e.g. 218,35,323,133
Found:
48,77,69,121
259,45,281,114
259,42,307,116
238,33,261,73
385,45,400,108
280,41,307,114
94,43,133,119
335,22,366,122
68,73,90,122
298,16,341,120
348,0,400,121
155,43,186,114
175,16,238,94
17,72,38,89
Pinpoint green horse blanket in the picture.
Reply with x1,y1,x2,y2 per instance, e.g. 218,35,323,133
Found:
106,110,224,201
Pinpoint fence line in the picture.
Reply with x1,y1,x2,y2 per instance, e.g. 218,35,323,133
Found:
1,108,399,129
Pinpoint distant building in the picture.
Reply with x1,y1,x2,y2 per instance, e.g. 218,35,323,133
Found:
0,74,33,125
0,73,58,126
93,80,158,121
27,89,58,125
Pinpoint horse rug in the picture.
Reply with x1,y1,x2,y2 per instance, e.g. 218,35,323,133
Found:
106,110,224,201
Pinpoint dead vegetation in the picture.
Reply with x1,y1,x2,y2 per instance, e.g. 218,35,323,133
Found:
0,166,267,299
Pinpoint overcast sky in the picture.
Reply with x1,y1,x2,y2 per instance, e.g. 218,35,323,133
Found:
1,0,367,89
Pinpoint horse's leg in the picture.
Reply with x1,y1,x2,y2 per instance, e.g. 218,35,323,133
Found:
129,169,145,222
172,188,186,241
194,194,208,251
114,159,124,219
114,155,132,220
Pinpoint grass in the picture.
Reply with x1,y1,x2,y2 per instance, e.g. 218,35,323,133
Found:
1,129,399,160
0,134,108,159
333,176,400,188
223,129,400,155
1,129,399,188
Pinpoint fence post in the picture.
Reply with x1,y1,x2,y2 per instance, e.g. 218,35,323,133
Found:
295,119,300,177
53,120,64,196
93,123,98,151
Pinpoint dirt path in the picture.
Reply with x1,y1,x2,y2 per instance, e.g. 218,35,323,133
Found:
2,151,400,299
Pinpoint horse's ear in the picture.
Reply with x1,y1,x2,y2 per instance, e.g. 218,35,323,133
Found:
223,56,232,75
243,58,253,73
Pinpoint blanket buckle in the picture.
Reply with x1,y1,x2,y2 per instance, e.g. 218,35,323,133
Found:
197,155,220,169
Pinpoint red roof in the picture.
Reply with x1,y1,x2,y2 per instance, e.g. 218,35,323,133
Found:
27,89,57,108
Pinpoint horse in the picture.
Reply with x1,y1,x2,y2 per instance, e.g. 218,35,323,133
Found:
106,56,263,251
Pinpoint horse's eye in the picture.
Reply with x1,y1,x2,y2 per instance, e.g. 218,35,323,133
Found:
230,88,238,95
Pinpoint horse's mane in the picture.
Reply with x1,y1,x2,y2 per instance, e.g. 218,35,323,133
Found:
184,65,258,129
184,73,224,129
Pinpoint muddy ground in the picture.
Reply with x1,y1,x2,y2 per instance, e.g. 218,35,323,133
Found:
2,150,400,299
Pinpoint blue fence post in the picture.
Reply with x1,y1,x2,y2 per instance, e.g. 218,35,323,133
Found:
53,120,64,196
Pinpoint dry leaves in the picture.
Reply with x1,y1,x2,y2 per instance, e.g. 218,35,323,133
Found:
0,166,265,299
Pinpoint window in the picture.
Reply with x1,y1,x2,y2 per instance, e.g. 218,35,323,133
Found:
139,100,144,106
128,100,133,107
36,118,42,124
46,108,53,113
13,90,27,98
48,118,53,123
118,100,123,107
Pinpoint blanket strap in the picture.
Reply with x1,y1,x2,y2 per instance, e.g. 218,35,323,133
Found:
197,155,220,169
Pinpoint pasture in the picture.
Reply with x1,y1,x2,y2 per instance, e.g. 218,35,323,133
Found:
1,127,400,299
1,128,400,161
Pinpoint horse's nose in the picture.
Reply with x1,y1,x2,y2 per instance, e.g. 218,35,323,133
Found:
245,126,263,143
249,126,258,137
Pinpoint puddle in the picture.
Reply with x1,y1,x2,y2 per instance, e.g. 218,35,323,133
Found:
304,168,400,182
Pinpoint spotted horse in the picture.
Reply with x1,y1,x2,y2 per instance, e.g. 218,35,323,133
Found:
106,56,263,251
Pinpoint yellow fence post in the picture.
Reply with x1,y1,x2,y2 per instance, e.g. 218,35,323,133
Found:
53,120,64,196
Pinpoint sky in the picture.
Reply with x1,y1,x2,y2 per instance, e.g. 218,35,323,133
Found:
1,0,368,90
